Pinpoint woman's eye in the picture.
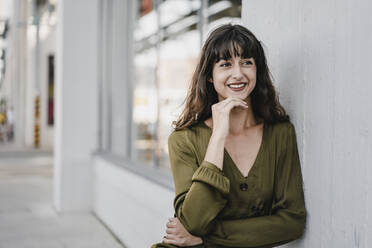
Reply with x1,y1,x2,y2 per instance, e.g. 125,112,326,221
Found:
242,60,253,65
220,62,231,67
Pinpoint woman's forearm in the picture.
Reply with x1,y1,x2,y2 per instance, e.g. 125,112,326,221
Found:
169,131,229,236
204,97,248,170
204,133,226,170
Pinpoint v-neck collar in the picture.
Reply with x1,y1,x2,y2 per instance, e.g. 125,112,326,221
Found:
201,120,267,179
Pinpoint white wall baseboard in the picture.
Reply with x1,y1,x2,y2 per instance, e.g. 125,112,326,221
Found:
93,156,174,248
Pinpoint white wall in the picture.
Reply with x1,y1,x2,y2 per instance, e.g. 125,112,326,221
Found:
54,0,99,212
97,0,134,155
93,157,173,248
242,1,372,247
109,0,134,157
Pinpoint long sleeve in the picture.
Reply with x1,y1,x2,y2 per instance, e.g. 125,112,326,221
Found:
204,123,307,247
168,130,230,236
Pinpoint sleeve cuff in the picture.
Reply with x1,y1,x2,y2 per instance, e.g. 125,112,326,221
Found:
191,161,230,196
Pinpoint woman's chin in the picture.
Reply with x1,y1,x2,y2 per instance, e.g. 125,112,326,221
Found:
228,93,250,100
218,92,251,102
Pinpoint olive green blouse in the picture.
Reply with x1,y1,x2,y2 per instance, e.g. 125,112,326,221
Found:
153,121,306,248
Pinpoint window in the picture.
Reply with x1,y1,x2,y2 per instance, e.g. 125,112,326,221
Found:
131,0,241,169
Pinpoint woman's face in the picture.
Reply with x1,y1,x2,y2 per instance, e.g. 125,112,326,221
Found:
210,56,257,102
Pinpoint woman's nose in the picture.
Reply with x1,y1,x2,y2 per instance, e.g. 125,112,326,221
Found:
231,64,243,80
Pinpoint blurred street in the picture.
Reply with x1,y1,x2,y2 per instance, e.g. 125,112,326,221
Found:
0,148,125,248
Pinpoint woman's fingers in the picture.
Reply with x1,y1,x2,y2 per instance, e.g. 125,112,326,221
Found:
212,101,247,115
162,237,176,245
166,221,176,228
226,97,248,106
222,97,247,106
218,97,235,107
163,217,200,247
163,234,176,240
162,234,181,246
163,218,177,244
224,99,248,111
168,217,178,224
165,227,175,234
216,97,248,111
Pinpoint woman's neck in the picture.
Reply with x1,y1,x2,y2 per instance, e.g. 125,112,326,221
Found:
228,105,258,136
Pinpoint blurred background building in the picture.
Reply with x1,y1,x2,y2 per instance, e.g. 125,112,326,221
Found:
0,0,56,149
1,0,372,247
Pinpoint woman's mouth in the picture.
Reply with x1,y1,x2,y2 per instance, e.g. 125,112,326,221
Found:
227,83,248,91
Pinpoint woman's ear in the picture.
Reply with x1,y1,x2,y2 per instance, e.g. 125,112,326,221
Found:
208,77,213,83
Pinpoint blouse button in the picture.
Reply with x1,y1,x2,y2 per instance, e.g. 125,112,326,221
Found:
239,183,248,191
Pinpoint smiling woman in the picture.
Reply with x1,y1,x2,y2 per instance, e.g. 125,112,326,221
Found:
152,24,306,248
211,56,256,100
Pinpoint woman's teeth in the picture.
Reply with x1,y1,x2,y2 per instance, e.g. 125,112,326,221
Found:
229,84,245,88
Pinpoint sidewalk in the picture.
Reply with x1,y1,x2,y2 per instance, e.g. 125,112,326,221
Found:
0,149,126,248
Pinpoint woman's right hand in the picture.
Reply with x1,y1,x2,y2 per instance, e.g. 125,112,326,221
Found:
210,97,248,138
204,97,248,170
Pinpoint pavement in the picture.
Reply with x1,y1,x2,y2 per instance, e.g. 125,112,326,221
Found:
0,146,126,248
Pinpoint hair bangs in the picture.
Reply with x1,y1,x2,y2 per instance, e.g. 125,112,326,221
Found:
213,30,258,62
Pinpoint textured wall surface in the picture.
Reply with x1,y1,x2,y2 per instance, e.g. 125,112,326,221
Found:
242,1,372,247
93,157,174,248
54,0,99,211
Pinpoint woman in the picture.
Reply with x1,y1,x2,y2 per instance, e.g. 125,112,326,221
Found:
152,24,306,248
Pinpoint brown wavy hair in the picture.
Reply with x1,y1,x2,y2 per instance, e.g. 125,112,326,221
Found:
173,24,289,130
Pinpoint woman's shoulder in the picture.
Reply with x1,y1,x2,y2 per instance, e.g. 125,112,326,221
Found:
168,121,209,146
267,120,296,139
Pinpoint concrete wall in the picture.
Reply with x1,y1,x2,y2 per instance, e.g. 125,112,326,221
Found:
109,0,134,157
93,157,173,247
242,1,372,247
54,0,99,211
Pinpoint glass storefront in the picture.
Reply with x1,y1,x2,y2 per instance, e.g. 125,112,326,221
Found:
132,0,241,169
